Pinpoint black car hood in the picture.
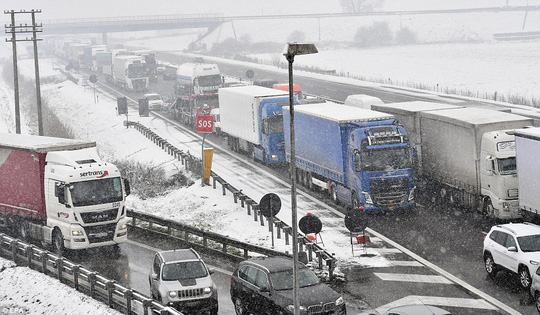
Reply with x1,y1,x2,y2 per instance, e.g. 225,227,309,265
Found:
273,283,340,307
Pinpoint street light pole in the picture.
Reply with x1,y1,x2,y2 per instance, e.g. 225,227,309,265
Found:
283,42,317,315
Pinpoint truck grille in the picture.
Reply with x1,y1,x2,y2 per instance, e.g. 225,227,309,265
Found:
83,223,116,244
370,178,409,207
80,209,118,224
176,288,205,300
307,302,336,314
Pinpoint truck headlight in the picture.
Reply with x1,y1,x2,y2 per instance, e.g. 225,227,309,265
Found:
271,154,278,161
408,186,416,201
362,192,373,205
71,230,84,236
168,291,177,298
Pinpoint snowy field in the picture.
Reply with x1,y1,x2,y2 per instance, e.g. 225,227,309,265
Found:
1,0,540,313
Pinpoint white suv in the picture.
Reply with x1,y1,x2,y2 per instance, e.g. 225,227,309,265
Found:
483,222,540,290
149,248,218,314
144,93,164,111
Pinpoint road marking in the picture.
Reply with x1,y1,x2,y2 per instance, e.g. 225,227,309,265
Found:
375,272,453,284
363,295,499,315
386,260,423,267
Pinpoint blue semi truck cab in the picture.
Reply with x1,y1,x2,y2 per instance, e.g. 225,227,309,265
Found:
283,103,415,212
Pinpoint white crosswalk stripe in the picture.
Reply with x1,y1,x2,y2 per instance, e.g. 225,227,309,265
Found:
374,272,453,284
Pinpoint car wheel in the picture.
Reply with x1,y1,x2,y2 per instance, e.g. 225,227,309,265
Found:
519,267,532,290
484,254,498,278
535,292,540,313
234,297,246,315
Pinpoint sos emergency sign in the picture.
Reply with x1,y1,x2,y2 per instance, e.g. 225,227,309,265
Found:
196,115,214,133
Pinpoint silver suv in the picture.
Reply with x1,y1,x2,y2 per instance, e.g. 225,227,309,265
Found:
149,248,218,314
483,222,540,290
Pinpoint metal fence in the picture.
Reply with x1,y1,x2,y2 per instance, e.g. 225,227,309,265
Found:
127,121,337,278
0,233,183,315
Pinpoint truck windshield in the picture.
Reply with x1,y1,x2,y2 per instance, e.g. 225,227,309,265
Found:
497,157,516,175
198,75,222,87
161,261,208,281
127,64,147,78
361,147,412,172
266,115,283,134
70,177,123,207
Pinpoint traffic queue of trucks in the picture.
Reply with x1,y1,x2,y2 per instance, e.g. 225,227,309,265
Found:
0,134,131,254
371,101,533,219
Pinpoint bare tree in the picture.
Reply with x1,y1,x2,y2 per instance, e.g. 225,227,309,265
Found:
340,0,384,13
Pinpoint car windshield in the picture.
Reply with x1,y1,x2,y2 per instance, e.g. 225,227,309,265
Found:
269,267,320,290
517,234,540,252
161,261,208,281
69,177,123,207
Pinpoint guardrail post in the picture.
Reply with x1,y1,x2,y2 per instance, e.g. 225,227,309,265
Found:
253,207,258,222
246,201,252,215
316,250,324,270
40,251,48,274
306,243,314,262
25,245,33,268
142,298,153,315
184,231,189,243
327,256,335,280
284,227,291,246
125,289,133,314
10,240,17,262
88,272,96,297
222,243,228,254
259,212,264,226
56,257,64,283
73,265,80,290
243,248,249,259
275,220,282,239
298,236,305,252
107,280,116,308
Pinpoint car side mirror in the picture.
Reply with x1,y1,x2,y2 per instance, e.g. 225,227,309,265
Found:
507,246,517,252
208,268,215,275
151,273,158,280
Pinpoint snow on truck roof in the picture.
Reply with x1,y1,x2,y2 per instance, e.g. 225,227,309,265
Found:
420,107,532,126
0,133,96,153
514,127,540,141
291,103,394,123
373,101,462,112
219,85,289,98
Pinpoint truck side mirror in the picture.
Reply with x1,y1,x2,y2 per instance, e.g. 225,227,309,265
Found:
55,183,67,205
485,155,494,176
124,179,131,196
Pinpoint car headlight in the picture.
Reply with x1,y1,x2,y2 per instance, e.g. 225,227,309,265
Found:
71,230,84,236
335,296,344,306
287,305,306,312
204,287,212,294
168,291,177,298
119,223,128,230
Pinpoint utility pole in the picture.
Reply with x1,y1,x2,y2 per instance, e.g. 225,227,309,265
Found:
4,9,43,135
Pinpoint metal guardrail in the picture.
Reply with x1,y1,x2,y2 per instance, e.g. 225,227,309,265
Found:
127,121,337,279
0,233,183,315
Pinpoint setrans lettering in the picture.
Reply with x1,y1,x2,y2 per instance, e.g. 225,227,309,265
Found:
80,170,104,177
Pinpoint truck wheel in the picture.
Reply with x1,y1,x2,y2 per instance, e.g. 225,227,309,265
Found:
483,199,495,218
18,220,29,242
351,192,360,210
330,184,339,205
53,230,65,257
